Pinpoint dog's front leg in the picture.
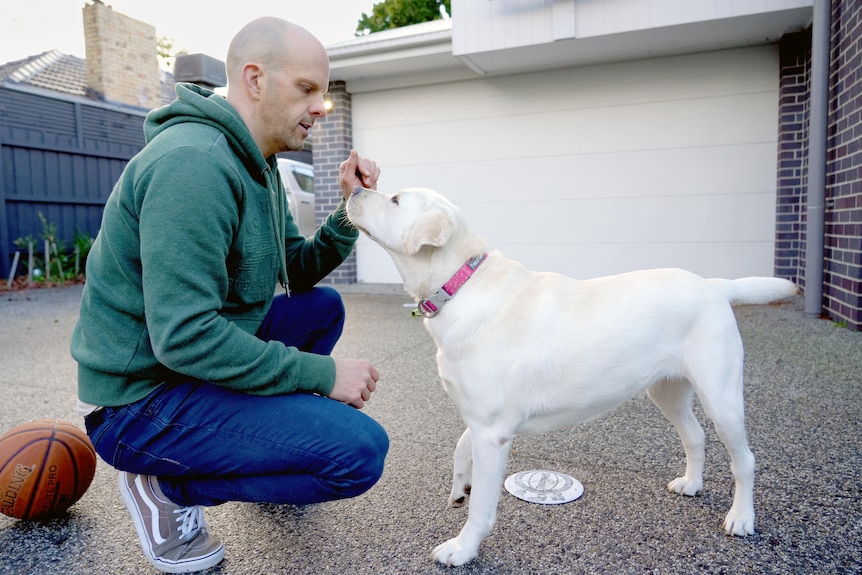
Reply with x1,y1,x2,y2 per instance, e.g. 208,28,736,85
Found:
432,430,513,566
448,427,473,507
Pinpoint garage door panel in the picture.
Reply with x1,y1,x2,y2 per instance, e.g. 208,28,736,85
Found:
462,191,776,245
360,92,775,167
353,47,778,128
497,241,776,280
379,142,777,203
351,45,779,284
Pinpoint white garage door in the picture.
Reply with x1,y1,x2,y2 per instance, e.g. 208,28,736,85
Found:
351,45,779,285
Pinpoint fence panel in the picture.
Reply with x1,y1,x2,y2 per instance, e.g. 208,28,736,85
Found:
0,86,146,279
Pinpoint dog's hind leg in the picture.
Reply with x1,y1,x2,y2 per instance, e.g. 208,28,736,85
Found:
448,427,473,507
683,323,756,536
646,378,706,496
695,373,756,536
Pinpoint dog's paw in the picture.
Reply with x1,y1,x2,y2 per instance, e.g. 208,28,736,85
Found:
431,537,478,567
667,476,702,496
724,510,755,536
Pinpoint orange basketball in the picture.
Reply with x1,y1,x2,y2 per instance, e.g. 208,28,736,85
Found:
0,419,97,520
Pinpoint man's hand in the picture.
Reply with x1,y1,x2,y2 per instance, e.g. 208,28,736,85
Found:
330,358,380,409
339,150,380,200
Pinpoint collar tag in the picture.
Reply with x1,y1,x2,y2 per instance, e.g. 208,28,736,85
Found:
413,253,488,319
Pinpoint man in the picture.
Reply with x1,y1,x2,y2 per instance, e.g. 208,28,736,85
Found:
71,17,388,573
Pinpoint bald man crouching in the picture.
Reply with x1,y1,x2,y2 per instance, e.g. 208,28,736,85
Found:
71,17,388,573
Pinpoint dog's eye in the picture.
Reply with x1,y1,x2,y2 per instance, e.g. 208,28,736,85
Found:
391,195,400,205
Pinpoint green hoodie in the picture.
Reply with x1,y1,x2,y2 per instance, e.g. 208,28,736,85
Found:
71,83,358,407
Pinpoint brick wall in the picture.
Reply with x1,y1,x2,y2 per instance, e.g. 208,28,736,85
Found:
775,30,811,286
775,0,862,330
312,81,356,284
825,0,862,329
82,1,161,109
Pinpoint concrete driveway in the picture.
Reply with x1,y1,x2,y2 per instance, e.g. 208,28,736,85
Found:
0,285,860,574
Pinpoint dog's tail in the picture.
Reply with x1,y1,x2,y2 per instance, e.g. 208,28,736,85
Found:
708,277,799,306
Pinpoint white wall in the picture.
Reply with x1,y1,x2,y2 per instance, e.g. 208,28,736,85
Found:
352,45,780,284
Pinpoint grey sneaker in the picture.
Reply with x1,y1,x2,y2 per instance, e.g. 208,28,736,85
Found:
119,471,225,573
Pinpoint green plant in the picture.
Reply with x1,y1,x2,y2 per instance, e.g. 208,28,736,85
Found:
39,212,68,280
12,212,92,283
12,233,44,281
73,230,95,276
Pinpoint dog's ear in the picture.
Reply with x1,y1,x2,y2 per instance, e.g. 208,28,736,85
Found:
402,209,452,255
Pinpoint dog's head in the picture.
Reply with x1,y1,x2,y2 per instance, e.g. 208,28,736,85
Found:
346,187,488,294
347,187,462,255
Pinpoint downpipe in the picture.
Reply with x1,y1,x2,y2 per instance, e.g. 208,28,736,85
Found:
804,0,831,318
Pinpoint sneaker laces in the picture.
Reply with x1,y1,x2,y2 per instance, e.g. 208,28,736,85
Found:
173,505,206,541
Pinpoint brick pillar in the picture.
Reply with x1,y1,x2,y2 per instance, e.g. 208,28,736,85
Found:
313,81,356,285
774,29,811,286
82,1,161,109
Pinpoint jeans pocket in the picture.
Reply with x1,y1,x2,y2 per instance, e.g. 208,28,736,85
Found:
85,406,118,459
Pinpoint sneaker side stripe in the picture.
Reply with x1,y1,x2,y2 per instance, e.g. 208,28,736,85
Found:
134,475,168,545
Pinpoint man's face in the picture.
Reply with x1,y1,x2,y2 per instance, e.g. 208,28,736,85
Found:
261,50,329,153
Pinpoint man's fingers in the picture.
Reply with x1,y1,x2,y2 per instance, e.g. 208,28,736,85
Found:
340,150,358,175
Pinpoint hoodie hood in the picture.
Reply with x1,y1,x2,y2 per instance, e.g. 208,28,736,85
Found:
144,83,289,291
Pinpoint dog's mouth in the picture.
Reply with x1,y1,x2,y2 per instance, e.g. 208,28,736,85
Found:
345,190,382,242
346,213,371,238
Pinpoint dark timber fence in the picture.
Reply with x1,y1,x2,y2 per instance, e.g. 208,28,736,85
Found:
0,85,146,280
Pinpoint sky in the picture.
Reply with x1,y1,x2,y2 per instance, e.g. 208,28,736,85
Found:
0,0,379,64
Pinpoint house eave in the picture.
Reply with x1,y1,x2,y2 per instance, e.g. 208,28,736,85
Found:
327,7,813,92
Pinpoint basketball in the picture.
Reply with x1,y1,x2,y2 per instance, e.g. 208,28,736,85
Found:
0,419,97,520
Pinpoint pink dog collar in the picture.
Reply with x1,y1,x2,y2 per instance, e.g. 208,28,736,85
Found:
413,253,488,318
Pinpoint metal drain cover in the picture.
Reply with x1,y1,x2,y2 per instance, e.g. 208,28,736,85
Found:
504,470,584,504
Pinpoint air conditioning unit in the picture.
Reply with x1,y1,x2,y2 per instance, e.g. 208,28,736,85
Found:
173,53,226,89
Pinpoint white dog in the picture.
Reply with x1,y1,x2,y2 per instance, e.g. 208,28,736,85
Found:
346,186,798,567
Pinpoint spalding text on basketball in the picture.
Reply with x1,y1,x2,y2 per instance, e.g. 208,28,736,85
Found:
1,463,35,515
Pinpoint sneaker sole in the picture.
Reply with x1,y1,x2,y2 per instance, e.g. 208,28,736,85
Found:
119,472,225,574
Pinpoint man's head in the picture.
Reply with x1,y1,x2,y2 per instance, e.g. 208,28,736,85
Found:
226,17,329,158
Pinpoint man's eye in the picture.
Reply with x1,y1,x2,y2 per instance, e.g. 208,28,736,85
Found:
391,195,400,205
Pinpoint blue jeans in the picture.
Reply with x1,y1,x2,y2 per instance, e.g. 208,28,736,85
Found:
85,287,389,507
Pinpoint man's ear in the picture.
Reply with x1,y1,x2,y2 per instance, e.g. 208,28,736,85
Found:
243,63,263,100
402,209,452,255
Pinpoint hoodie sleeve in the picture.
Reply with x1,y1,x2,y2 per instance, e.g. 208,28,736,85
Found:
280,200,359,293
136,147,335,397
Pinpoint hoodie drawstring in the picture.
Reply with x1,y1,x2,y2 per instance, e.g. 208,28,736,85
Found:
265,166,290,296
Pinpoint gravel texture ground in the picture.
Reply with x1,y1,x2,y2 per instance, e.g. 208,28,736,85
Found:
0,285,859,575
